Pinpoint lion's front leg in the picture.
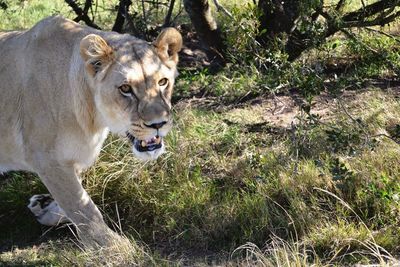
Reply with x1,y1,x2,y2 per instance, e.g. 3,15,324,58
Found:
36,164,119,248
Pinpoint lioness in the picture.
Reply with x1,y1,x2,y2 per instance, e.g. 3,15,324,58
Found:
0,16,182,247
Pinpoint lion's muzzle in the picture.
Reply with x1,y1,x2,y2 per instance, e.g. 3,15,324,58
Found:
127,132,166,160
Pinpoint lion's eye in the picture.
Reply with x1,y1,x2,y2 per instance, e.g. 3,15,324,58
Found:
119,84,133,97
158,78,168,87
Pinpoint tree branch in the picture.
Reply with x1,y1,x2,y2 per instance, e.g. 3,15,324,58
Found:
258,0,400,61
0,0,7,10
112,0,132,33
342,0,400,23
365,27,400,44
321,1,400,39
212,0,233,18
83,0,92,15
64,0,101,29
163,0,176,27
335,0,346,12
343,10,400,28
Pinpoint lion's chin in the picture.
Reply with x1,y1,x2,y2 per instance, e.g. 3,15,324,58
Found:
132,142,165,161
127,132,166,161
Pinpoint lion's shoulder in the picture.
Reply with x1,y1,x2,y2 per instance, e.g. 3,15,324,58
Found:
26,16,87,43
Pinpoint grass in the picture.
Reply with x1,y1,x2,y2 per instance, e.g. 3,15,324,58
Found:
2,89,400,266
0,0,70,30
1,0,400,266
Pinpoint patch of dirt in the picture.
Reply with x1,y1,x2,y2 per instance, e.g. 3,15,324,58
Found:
177,24,217,70
176,87,400,129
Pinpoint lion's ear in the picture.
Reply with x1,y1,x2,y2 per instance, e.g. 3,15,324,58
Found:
153,28,182,68
80,34,114,77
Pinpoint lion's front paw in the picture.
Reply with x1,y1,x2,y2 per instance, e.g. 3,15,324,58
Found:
28,194,69,226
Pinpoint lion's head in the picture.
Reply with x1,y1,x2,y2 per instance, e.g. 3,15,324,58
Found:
79,28,182,161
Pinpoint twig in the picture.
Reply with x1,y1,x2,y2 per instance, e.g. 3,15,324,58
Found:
361,0,366,10
365,27,400,44
371,133,400,144
171,0,184,24
339,28,378,54
271,92,288,115
290,121,299,174
212,0,233,18
337,97,371,145
141,0,147,30
142,0,169,5
337,98,361,127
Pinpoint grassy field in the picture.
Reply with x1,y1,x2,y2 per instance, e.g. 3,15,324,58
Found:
1,0,400,266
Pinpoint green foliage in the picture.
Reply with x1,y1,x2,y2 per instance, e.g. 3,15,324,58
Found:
223,3,263,63
367,173,400,204
326,124,364,154
342,33,400,78
212,2,400,102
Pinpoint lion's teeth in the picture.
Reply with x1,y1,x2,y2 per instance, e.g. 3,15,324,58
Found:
155,136,161,144
141,140,147,147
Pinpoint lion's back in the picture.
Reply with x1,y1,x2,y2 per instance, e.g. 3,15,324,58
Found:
0,16,86,89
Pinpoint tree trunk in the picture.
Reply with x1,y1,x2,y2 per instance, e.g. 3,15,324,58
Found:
257,0,305,61
183,0,226,66
257,0,300,44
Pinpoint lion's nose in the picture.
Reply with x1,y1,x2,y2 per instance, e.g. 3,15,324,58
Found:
144,121,167,129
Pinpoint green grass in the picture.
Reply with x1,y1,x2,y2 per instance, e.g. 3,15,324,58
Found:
1,0,400,266
0,0,69,30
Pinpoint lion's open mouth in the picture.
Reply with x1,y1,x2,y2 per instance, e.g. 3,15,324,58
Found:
126,132,162,152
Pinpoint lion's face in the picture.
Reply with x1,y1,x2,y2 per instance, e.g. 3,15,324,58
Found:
80,29,182,161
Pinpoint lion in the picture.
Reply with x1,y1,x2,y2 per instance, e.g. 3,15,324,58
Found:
0,16,182,247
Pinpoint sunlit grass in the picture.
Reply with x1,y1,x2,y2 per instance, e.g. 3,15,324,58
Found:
0,0,70,30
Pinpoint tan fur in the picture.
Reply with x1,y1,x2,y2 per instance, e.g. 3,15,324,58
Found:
153,28,183,68
0,16,182,247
